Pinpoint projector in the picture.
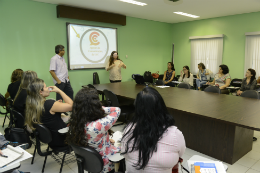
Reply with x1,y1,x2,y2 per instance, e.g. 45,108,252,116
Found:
168,0,180,2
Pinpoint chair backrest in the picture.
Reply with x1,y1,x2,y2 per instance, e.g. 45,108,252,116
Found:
0,93,6,106
240,90,259,99
7,98,13,109
231,79,242,87
204,86,221,94
12,109,25,128
178,82,191,89
93,72,100,85
33,124,53,156
155,79,164,85
71,144,104,173
158,74,164,80
103,89,119,107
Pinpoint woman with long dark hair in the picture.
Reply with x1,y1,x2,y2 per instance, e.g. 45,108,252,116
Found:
121,87,186,173
237,68,257,96
66,88,121,173
5,69,23,100
163,62,176,87
106,51,126,83
179,65,194,87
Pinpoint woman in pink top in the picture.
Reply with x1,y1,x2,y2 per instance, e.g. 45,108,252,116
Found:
66,88,121,173
121,87,186,173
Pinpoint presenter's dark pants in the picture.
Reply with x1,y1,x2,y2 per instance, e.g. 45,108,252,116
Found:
110,80,121,83
55,80,74,101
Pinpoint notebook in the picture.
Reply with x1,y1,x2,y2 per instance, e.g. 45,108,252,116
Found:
0,145,24,168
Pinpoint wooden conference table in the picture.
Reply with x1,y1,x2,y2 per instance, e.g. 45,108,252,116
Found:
94,81,260,164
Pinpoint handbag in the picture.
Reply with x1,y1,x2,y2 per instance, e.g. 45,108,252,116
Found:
4,127,32,148
172,158,190,173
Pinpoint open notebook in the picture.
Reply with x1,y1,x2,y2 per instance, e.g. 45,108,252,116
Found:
0,145,24,168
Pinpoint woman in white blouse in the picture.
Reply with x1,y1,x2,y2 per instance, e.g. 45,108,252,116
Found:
179,66,194,88
106,51,126,83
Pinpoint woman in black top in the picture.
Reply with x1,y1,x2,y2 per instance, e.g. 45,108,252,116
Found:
237,69,257,96
25,78,73,148
13,71,37,116
5,69,23,100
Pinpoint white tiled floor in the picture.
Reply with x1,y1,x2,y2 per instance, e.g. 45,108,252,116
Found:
1,116,260,173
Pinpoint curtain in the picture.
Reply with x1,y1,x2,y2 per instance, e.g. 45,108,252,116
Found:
190,38,223,77
244,35,260,77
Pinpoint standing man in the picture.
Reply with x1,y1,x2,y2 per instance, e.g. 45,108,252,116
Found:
49,45,74,100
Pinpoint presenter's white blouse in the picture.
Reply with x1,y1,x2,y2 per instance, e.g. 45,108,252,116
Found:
106,60,126,81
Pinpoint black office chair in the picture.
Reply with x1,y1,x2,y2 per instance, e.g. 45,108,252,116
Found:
178,82,191,89
158,74,164,80
231,79,243,87
31,124,71,173
240,90,259,99
0,93,10,127
12,109,25,129
71,144,104,173
103,89,134,125
155,79,164,85
93,72,100,85
204,86,221,94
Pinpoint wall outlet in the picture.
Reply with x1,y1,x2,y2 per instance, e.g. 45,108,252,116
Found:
126,55,128,58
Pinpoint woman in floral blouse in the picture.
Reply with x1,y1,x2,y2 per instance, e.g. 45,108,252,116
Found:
66,88,121,173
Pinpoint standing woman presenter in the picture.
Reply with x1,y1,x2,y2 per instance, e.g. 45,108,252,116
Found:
106,51,126,83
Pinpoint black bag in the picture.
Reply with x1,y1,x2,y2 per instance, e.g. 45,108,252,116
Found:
144,71,153,83
4,127,32,148
132,74,145,84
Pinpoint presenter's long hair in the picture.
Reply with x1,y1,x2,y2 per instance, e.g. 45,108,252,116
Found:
121,87,175,170
11,69,23,83
109,51,121,66
66,88,105,146
25,78,45,130
14,71,38,104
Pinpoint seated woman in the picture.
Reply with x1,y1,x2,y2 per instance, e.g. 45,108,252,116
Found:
196,63,212,90
66,88,121,173
163,62,176,87
179,66,194,88
121,87,186,173
206,64,231,94
25,78,73,148
237,69,257,96
5,69,23,100
13,71,37,116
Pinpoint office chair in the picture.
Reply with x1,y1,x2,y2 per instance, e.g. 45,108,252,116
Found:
204,86,221,94
31,124,71,173
240,90,259,99
178,82,191,89
0,93,10,127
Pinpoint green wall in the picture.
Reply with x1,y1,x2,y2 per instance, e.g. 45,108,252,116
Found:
0,0,173,103
172,12,260,78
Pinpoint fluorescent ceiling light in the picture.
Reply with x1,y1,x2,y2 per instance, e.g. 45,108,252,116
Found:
119,0,147,6
174,12,199,18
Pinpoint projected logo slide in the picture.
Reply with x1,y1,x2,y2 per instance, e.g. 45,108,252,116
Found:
80,29,109,63
68,24,117,69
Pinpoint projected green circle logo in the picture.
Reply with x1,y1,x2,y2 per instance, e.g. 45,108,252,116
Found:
80,29,109,63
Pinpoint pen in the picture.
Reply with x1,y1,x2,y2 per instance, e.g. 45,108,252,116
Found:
0,154,8,158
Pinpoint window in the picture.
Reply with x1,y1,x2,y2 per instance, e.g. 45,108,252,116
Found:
190,35,223,76
244,34,260,77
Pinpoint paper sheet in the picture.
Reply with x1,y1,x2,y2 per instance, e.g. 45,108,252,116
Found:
188,161,226,173
156,86,170,88
0,145,23,168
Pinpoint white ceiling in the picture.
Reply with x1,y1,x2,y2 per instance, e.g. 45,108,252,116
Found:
33,0,260,23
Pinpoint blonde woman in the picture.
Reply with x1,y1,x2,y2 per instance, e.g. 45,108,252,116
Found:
25,78,73,148
13,71,38,116
106,51,126,83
